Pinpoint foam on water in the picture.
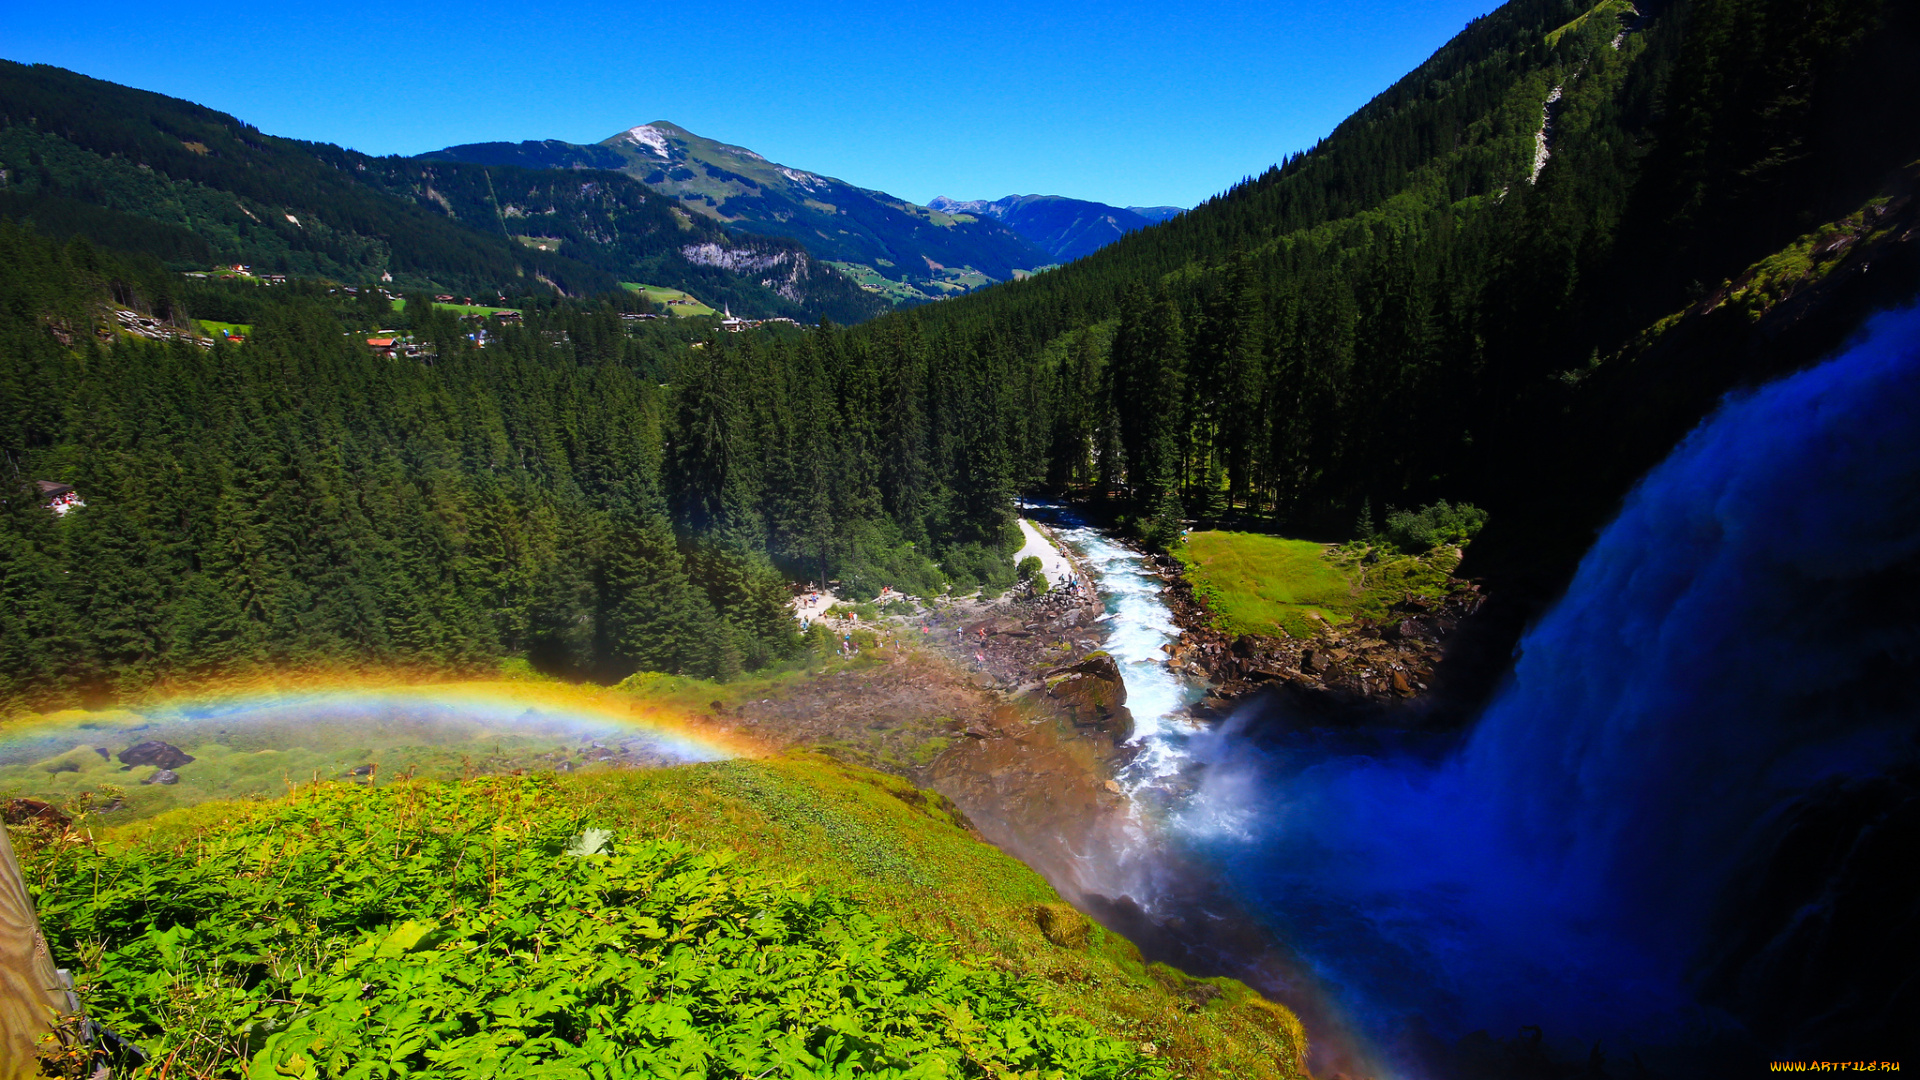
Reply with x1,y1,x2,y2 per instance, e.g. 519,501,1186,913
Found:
1032,512,1208,789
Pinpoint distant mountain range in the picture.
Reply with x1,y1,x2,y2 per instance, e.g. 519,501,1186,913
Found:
425,125,1062,304
0,59,1187,319
0,63,886,322
926,195,1184,263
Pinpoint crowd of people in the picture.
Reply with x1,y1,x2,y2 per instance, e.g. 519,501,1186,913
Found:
45,491,84,516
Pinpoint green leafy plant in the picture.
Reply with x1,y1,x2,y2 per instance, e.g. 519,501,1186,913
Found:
1381,500,1487,555
25,776,1165,1079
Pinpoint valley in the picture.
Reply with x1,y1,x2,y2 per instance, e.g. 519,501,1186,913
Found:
3,0,1918,1074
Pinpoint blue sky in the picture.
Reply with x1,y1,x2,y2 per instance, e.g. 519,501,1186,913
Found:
7,0,1499,209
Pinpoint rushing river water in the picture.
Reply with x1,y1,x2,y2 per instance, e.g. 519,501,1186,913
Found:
1038,517,1209,789
1031,304,1920,1077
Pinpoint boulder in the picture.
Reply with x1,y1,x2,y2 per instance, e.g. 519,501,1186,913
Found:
119,740,194,770
141,769,179,786
3,798,71,829
1045,653,1133,743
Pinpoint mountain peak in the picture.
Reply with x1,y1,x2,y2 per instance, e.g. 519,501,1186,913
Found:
618,123,674,158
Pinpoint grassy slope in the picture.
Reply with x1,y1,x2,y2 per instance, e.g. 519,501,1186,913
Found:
825,262,938,305
1176,533,1356,638
389,297,518,317
623,282,718,317
0,662,813,821
1178,531,1461,638
34,757,1306,1078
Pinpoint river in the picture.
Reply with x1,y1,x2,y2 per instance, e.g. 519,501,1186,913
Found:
1037,517,1208,790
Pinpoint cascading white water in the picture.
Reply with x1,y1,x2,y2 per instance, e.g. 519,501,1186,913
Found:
1032,516,1209,789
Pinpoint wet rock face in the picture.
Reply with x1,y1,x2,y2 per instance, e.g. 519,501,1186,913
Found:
1045,653,1134,744
119,740,195,770
1698,766,1920,1055
1169,576,1488,715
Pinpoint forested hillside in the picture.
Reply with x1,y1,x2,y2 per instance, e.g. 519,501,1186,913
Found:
0,62,883,322
4,0,1915,712
863,0,1920,564
0,221,1044,710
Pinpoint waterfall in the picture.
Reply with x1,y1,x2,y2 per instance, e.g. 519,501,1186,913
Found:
1174,305,1920,1066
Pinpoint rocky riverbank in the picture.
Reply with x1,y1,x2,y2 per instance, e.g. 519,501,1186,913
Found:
1147,549,1488,719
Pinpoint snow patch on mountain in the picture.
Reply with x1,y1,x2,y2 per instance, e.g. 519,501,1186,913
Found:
779,167,824,192
622,125,672,158
929,196,993,216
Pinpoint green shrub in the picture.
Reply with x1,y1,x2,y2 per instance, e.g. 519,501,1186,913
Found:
1016,555,1052,593
1382,500,1487,554
828,519,948,600
26,777,1165,1079
1138,490,1187,552
942,542,1016,593
824,602,880,621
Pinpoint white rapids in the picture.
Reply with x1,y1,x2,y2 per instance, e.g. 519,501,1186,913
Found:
1030,509,1209,793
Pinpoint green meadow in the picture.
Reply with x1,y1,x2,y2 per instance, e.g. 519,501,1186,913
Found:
193,319,251,338
1176,532,1359,638
1177,530,1461,637
622,282,718,317
389,297,518,317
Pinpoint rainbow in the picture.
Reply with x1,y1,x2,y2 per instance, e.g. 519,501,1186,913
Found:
0,676,765,812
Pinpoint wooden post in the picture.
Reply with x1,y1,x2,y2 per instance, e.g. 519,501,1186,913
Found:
0,823,65,1076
